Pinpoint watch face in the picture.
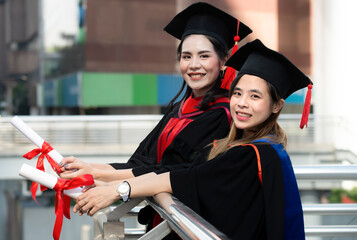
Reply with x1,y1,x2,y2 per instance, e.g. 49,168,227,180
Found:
118,183,129,193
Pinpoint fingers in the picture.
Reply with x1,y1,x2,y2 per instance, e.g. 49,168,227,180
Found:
94,180,108,187
60,163,80,174
59,156,77,166
60,157,80,173
88,206,99,216
59,171,79,179
74,185,118,217
63,162,82,170
74,196,90,214
81,184,95,192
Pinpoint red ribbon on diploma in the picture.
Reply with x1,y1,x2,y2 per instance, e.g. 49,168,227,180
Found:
52,174,94,240
23,141,62,203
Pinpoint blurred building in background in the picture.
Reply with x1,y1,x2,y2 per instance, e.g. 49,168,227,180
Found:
0,0,312,116
0,0,39,116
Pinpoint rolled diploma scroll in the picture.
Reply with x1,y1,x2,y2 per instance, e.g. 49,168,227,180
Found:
10,116,63,164
11,116,82,196
19,163,82,199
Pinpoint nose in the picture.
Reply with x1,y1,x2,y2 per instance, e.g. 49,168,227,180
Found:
189,56,201,69
237,95,248,108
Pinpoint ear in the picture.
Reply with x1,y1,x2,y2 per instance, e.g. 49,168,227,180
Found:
221,65,227,71
272,99,285,114
220,55,230,71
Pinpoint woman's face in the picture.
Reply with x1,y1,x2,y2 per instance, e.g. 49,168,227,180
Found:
230,74,283,136
179,34,223,97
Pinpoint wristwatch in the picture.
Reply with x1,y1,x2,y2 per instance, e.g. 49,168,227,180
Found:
117,181,131,202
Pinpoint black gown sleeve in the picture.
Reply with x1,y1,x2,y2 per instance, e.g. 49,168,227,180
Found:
131,107,231,176
109,108,174,170
169,144,288,240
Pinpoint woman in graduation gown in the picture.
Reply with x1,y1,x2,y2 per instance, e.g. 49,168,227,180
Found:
59,2,252,181
74,39,310,240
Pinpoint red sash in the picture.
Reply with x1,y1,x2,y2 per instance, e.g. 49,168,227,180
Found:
157,96,230,163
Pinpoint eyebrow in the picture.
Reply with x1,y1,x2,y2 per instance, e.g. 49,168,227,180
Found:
234,87,263,95
181,50,212,55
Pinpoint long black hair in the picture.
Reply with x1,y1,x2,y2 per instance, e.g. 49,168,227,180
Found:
167,35,230,111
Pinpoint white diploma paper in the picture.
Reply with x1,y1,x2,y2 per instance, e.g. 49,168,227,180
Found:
19,163,82,199
10,116,63,163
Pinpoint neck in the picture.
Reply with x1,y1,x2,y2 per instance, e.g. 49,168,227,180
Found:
242,129,254,139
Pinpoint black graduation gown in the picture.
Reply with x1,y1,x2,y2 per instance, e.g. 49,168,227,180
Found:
170,141,305,240
110,99,231,176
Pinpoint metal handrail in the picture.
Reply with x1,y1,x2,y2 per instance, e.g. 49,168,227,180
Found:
303,203,357,215
149,193,229,240
294,165,357,179
295,165,357,237
305,226,357,237
94,194,229,240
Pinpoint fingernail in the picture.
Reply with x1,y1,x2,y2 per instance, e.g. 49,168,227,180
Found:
64,164,69,168
59,162,63,166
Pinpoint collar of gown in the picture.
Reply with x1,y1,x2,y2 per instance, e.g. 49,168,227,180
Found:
181,94,203,115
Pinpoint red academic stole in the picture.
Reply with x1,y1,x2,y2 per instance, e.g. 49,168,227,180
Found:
156,96,230,163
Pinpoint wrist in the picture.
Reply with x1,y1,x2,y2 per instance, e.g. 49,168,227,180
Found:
117,181,131,202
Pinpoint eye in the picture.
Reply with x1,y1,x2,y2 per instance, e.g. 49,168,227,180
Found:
251,94,261,99
232,91,241,97
181,54,191,60
200,54,210,59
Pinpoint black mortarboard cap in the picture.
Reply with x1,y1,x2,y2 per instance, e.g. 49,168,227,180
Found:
226,39,312,99
164,2,252,49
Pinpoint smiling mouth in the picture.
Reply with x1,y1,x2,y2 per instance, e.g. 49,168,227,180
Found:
188,73,206,79
237,112,252,117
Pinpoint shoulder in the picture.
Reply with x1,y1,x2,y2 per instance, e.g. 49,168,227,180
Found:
250,142,287,172
209,97,230,110
219,145,260,162
161,102,181,119
253,143,280,155
205,97,231,123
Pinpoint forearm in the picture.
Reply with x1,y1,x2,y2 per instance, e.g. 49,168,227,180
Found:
90,162,115,170
128,172,172,197
109,172,172,198
94,169,135,182
74,172,173,216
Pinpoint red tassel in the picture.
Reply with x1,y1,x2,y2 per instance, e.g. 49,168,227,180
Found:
300,83,313,129
221,20,240,90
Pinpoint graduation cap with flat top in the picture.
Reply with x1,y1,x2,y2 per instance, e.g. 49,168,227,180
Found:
226,39,312,99
226,39,313,128
164,2,252,49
